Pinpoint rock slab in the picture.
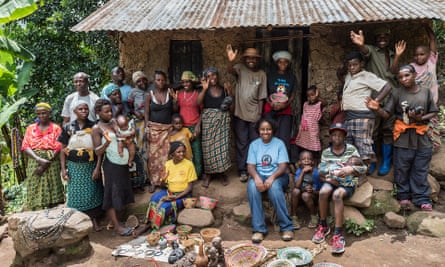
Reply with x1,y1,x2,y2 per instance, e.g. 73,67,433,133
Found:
384,212,406,229
177,208,215,227
9,207,92,266
345,181,373,208
406,211,445,237
361,191,401,216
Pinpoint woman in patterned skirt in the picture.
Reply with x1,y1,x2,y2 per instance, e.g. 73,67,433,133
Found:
197,67,232,187
58,100,104,231
21,102,65,210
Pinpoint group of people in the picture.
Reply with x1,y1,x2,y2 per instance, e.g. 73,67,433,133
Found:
20,23,439,252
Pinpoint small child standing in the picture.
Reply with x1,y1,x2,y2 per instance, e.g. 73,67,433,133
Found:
115,115,136,167
294,86,325,162
169,114,194,161
291,150,322,230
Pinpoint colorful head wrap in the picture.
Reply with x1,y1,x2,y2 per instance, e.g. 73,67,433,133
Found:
181,71,198,82
104,84,120,97
35,102,52,112
132,71,148,83
202,67,218,78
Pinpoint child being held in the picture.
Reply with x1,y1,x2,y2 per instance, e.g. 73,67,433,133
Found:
169,114,194,160
325,156,363,187
115,114,136,167
291,150,322,229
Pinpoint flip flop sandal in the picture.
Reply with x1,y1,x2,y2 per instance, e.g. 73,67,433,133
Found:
118,227,134,236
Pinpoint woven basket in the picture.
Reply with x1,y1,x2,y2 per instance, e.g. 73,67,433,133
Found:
183,197,197,208
200,227,221,243
199,196,218,210
225,243,267,267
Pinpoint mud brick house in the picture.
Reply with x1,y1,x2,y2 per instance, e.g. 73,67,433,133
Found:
73,0,445,143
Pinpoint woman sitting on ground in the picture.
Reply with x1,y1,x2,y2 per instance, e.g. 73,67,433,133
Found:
246,117,294,243
136,141,197,235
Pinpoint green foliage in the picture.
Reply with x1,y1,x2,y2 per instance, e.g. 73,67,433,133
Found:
6,0,118,125
345,218,375,236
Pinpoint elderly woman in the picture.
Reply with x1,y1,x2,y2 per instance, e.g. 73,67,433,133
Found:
247,117,294,243
144,71,178,193
21,103,65,210
366,65,438,211
197,67,232,187
58,100,104,231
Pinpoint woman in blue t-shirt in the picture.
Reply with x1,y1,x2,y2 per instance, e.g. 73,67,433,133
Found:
246,118,294,243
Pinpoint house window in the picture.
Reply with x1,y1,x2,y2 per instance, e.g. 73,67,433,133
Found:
169,40,203,85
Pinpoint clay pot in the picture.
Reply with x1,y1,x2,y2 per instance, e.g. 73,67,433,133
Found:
146,232,160,247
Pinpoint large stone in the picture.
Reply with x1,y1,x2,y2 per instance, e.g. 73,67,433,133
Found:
384,212,406,229
232,203,251,225
345,181,373,208
361,191,400,216
427,174,441,203
177,208,214,227
430,145,445,181
406,211,445,237
343,206,366,225
367,177,394,191
8,207,92,266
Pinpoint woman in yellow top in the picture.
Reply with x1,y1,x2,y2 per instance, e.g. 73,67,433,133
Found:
145,141,197,229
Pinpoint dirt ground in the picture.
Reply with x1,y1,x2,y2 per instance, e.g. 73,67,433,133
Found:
1,170,445,267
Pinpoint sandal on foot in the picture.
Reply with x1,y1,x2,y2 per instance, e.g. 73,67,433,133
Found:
420,203,433,211
118,227,134,236
291,216,301,230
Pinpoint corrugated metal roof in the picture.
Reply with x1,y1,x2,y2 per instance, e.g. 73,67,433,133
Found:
72,0,445,32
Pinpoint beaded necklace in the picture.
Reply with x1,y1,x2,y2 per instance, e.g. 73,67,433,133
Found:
182,90,196,102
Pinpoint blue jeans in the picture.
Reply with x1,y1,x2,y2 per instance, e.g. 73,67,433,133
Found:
394,146,432,206
247,173,294,233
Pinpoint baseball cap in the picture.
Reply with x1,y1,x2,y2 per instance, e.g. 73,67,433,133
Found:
329,122,348,134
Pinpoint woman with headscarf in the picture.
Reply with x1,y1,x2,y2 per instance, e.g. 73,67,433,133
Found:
21,102,65,210
172,71,203,178
103,84,125,117
58,100,104,231
136,141,196,234
197,67,232,187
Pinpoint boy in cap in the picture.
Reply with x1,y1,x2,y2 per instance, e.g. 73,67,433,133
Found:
227,44,267,182
350,27,405,176
313,123,367,254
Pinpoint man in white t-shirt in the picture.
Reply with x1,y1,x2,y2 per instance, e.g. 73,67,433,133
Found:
61,72,99,125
